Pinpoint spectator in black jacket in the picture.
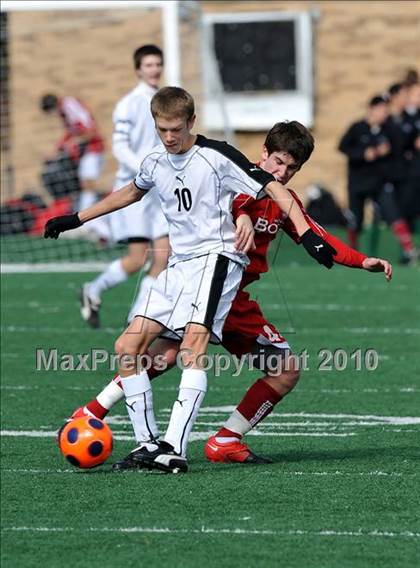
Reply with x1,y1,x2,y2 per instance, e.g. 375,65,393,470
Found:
401,80,420,230
339,95,416,262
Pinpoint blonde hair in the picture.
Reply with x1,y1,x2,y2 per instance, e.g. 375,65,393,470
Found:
151,86,195,121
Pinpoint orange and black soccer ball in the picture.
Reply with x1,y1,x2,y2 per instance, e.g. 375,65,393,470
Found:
57,416,113,469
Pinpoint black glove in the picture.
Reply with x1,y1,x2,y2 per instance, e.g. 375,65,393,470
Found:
301,229,336,269
44,213,82,239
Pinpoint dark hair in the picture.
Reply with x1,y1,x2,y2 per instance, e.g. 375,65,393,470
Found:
40,93,58,112
264,121,314,166
151,86,195,121
369,94,388,107
133,44,163,70
388,83,404,97
404,69,419,87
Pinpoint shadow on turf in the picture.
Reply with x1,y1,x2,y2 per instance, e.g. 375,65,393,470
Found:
267,445,420,464
65,445,419,475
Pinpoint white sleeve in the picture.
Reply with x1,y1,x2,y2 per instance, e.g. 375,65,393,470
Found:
134,154,156,192
112,99,142,175
218,146,275,198
61,97,94,129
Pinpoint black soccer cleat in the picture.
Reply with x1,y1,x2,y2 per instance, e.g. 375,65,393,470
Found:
113,442,188,473
79,284,101,329
148,441,188,474
112,444,161,471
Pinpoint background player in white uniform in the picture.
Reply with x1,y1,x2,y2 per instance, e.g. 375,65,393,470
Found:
79,45,169,328
45,87,336,473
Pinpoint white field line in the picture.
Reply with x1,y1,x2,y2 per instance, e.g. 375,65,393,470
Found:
2,411,418,442
2,325,420,335
2,385,419,394
266,303,415,313
0,385,181,393
258,282,410,292
1,263,108,273
186,408,420,424
2,468,412,477
1,526,419,539
107,417,420,428
0,430,356,440
6,301,418,314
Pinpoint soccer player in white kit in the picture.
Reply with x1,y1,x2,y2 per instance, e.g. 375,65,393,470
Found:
79,45,169,328
45,87,336,473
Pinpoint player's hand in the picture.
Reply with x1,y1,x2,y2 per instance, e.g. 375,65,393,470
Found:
44,213,82,239
376,142,391,157
301,229,337,269
362,257,393,281
235,214,256,253
364,147,377,161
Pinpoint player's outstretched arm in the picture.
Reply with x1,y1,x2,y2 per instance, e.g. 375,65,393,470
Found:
362,257,393,281
44,182,145,239
265,181,336,268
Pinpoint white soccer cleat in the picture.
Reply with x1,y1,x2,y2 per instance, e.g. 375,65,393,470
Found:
79,284,101,329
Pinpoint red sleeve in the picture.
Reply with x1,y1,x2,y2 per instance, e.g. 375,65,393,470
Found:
283,189,367,268
232,194,256,221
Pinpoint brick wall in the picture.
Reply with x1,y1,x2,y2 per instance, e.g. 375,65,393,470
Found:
2,1,420,205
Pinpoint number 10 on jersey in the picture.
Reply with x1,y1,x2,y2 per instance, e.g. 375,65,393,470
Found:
174,187,192,211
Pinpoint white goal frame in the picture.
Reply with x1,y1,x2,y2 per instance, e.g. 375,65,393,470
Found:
1,0,182,272
2,0,181,87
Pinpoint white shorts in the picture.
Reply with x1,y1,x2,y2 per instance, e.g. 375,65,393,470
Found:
78,152,104,181
109,186,168,242
135,253,244,343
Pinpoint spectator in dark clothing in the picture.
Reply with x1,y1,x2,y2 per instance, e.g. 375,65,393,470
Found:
401,81,420,229
338,95,416,262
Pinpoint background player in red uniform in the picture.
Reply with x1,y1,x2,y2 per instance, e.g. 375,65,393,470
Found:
71,121,392,467
40,93,105,211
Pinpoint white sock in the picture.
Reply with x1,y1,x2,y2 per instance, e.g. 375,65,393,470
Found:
88,259,128,300
96,379,124,410
215,436,241,444
224,409,252,437
164,369,207,457
127,275,157,323
78,190,97,210
121,371,159,443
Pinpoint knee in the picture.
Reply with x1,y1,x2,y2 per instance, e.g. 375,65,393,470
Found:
126,255,146,274
265,367,301,397
179,329,210,367
114,332,144,359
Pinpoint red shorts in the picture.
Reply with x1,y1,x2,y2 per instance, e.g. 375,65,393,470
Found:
222,289,287,357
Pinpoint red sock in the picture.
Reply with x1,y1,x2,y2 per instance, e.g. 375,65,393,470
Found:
348,228,359,250
215,380,282,439
215,427,241,440
236,379,282,428
391,220,414,252
86,399,108,419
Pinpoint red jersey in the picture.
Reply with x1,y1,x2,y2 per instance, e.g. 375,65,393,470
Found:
232,189,367,289
221,188,367,355
57,96,104,155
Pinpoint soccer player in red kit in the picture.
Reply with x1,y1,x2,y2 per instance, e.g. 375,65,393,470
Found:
41,93,105,211
71,121,392,467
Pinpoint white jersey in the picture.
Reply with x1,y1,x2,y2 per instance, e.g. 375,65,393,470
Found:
112,81,161,186
134,135,275,266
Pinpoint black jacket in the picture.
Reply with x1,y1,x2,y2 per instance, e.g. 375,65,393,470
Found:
338,120,392,194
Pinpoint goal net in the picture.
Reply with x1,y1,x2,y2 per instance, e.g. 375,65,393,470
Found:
0,0,186,272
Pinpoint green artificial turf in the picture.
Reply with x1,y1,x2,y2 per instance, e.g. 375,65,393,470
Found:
1,230,420,567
